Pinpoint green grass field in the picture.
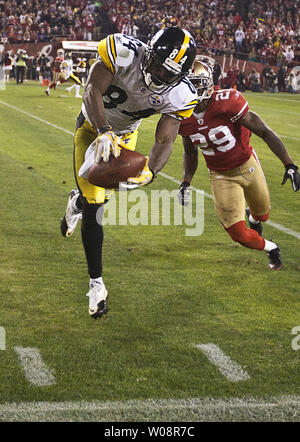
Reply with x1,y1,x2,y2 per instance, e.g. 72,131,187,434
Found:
0,82,299,422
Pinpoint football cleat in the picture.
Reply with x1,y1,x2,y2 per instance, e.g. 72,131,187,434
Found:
45,89,50,96
86,281,108,319
246,208,262,236
60,189,82,237
267,244,283,270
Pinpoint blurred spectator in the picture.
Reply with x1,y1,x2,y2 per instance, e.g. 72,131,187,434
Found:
2,51,13,82
262,64,271,91
36,52,51,83
284,45,295,68
213,61,222,86
16,49,27,84
234,25,245,53
237,70,246,91
268,68,278,93
250,68,261,92
277,64,288,92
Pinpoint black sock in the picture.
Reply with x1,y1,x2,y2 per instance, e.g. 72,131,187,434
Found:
75,194,83,210
81,199,104,279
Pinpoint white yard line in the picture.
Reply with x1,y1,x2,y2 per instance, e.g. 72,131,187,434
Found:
194,343,250,382
159,172,300,240
0,327,5,351
1,100,300,240
14,347,56,387
0,396,299,421
0,100,74,136
245,94,300,104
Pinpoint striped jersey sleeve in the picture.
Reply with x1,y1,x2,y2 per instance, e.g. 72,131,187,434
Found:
226,89,249,123
97,35,117,74
174,98,199,120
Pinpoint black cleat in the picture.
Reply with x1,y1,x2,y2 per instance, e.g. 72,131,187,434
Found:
267,244,283,270
246,208,263,236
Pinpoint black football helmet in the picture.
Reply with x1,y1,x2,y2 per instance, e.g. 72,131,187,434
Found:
141,27,196,94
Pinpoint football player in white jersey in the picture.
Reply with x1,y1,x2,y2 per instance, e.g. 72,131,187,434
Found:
60,27,198,319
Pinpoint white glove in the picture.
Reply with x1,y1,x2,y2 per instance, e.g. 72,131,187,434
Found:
95,131,125,163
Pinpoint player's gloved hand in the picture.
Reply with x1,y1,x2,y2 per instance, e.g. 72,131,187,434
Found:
95,125,127,163
281,164,300,192
119,157,155,190
178,181,191,206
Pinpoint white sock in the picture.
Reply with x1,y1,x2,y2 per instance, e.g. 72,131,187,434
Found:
75,85,80,95
264,240,277,252
249,214,260,224
90,277,103,286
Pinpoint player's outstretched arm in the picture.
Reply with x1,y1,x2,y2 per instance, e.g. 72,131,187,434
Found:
121,115,179,190
240,110,300,191
178,136,199,206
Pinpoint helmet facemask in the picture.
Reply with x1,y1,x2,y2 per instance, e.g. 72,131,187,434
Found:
141,27,196,95
189,61,214,103
141,48,184,94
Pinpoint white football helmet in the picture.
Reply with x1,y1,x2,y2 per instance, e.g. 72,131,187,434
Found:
57,48,65,58
188,59,214,102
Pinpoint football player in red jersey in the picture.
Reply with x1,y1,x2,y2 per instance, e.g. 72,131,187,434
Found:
45,48,64,95
178,59,300,270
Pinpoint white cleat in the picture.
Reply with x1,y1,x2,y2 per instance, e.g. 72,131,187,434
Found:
87,281,108,319
60,189,82,237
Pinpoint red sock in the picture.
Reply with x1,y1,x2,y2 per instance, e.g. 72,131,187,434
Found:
226,221,265,250
251,213,269,222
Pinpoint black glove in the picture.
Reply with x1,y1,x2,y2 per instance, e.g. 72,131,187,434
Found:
178,181,191,206
281,164,300,192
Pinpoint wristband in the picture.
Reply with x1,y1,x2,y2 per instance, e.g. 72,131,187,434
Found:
96,125,112,134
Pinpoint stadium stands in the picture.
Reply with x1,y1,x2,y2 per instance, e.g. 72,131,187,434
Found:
0,0,299,92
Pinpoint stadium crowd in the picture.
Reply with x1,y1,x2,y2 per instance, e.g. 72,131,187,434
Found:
0,0,299,63
0,0,299,92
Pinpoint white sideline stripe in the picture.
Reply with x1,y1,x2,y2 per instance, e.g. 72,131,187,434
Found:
195,343,250,382
266,220,300,240
0,396,299,421
160,171,300,240
1,100,300,240
159,171,213,199
0,100,74,136
245,94,300,104
14,347,56,387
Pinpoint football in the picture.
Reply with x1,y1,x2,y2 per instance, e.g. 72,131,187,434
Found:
87,148,146,189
